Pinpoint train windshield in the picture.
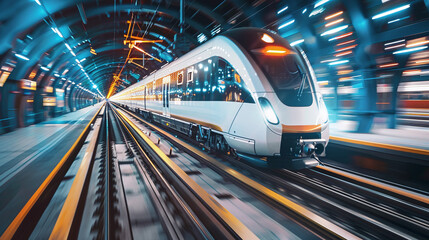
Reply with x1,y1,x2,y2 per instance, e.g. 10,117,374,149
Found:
222,28,314,107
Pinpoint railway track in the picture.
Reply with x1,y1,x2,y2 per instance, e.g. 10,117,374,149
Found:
274,168,429,239
2,103,256,239
5,102,352,239
114,103,429,240
111,103,355,239
111,104,359,239
3,101,426,239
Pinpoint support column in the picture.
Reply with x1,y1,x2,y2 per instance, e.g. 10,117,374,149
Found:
0,79,19,132
343,0,377,133
388,55,409,128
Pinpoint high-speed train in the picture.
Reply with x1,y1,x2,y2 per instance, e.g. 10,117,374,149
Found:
111,27,329,169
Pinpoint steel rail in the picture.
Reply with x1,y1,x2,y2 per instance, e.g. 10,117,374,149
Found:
49,110,104,239
114,104,359,240
113,106,259,240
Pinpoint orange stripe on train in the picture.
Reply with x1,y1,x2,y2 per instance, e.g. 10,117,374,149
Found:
282,124,321,133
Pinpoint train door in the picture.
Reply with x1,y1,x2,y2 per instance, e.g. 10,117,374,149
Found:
162,75,171,117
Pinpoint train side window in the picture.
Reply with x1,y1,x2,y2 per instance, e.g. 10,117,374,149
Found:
218,60,226,80
203,59,212,101
217,58,254,103
193,63,201,101
155,78,162,101
185,67,195,101
177,71,183,85
152,80,156,100
147,82,153,99
170,72,178,100
214,59,227,101
193,61,210,101
187,67,194,82
211,58,222,101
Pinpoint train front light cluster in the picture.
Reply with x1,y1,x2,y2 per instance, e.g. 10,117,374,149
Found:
258,97,279,125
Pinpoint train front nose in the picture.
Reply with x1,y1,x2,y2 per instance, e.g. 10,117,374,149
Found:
258,92,329,166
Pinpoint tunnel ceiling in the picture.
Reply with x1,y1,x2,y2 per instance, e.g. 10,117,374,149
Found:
0,0,297,98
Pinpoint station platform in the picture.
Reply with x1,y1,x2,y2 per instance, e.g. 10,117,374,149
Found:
327,121,429,189
330,120,429,152
0,104,102,235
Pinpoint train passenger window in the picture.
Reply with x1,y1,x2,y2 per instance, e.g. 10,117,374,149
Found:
193,64,201,101
187,67,194,82
216,58,254,103
147,82,153,99
204,59,213,100
192,60,212,101
170,72,178,100
184,67,195,101
155,79,162,101
177,71,183,85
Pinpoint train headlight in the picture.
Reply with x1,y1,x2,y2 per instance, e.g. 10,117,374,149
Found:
258,97,279,125
317,93,329,124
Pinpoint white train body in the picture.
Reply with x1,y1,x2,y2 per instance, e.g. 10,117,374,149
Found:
111,28,329,168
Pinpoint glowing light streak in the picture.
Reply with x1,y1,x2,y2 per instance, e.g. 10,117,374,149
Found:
321,25,348,36
384,44,405,50
132,45,162,62
278,19,295,30
325,11,343,20
336,39,355,46
290,39,304,46
372,4,410,20
328,32,353,41
309,7,325,17
321,58,339,63
40,66,50,71
406,40,429,48
338,70,353,75
339,77,352,81
325,18,344,27
277,6,288,14
403,69,421,76
315,0,330,8
328,60,349,65
378,63,398,68
385,39,405,46
336,44,357,52
414,59,429,65
388,16,409,24
334,51,352,57
393,46,428,54
15,53,29,61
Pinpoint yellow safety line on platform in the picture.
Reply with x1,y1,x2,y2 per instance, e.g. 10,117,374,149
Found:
121,107,359,240
0,104,104,240
115,108,259,240
402,112,429,116
49,115,103,239
317,165,429,205
330,136,429,156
